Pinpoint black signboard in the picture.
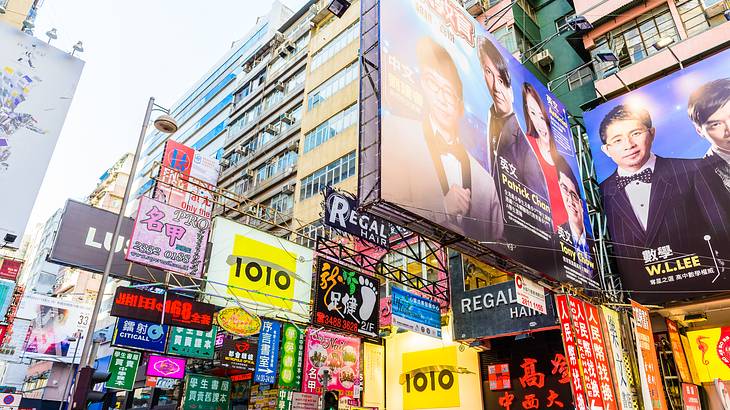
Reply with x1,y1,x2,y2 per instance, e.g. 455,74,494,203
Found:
110,287,216,331
220,337,257,371
324,187,406,249
313,258,380,338
451,255,557,340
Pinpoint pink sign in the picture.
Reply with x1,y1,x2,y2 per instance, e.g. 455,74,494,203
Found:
126,196,210,277
146,355,186,379
302,329,360,398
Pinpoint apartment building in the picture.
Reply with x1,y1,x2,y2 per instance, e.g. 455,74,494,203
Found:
0,0,37,31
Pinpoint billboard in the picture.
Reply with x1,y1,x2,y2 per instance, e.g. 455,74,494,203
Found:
302,329,360,398
367,0,597,288
254,319,281,385
584,49,730,302
0,25,84,248
0,258,22,281
391,286,441,339
206,217,314,321
685,326,730,383
146,354,186,379
127,196,210,277
16,293,91,363
111,318,168,353
110,286,215,331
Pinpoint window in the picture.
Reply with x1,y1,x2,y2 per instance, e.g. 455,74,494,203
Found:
567,66,594,90
307,61,358,110
269,192,293,213
515,0,537,21
310,22,360,72
555,12,576,31
296,221,337,248
299,151,356,200
491,25,533,56
677,0,711,37
304,104,357,152
253,151,298,187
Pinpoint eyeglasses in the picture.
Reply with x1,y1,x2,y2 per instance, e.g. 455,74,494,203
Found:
559,183,580,202
422,72,459,103
605,129,649,147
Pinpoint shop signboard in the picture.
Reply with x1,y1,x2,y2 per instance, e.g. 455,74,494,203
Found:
105,349,141,391
160,140,220,186
111,318,168,353
601,306,638,410
0,24,84,249
631,300,667,410
402,346,460,409
276,390,293,410
254,319,281,385
391,286,441,338
366,0,599,290
681,383,701,410
566,296,605,409
514,274,547,315
451,256,558,340
182,374,231,410
584,48,730,303
278,323,304,390
0,259,21,281
583,302,618,410
146,355,186,379
555,295,588,410
363,343,385,409
126,196,210,277
216,306,261,337
110,286,215,331
303,329,360,398
154,164,215,219
206,217,314,321
313,258,380,338
685,326,730,382
166,326,217,359
0,280,14,318
220,337,256,371
666,319,692,383
0,325,7,345
291,392,319,410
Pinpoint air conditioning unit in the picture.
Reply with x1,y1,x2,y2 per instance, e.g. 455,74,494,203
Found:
705,1,727,18
242,62,253,73
283,40,296,53
463,0,485,17
286,140,299,152
235,145,248,155
285,165,296,174
274,31,285,44
281,113,295,125
273,81,286,92
531,50,554,69
265,123,279,134
277,47,290,59
245,169,255,178
220,158,230,167
281,183,295,194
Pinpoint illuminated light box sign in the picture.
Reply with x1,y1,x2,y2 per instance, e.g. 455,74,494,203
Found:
146,354,186,379
391,286,441,339
111,318,168,353
220,337,257,371
110,286,216,331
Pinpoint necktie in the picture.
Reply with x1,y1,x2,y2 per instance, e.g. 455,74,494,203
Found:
616,168,652,190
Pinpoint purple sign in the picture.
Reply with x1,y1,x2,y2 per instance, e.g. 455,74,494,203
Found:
126,196,210,277
146,354,186,379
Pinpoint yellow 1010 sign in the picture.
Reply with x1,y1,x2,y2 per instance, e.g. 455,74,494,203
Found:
401,346,460,409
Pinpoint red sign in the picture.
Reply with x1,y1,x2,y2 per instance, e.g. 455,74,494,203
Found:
0,325,7,345
631,300,667,410
567,296,605,410
0,259,22,281
488,363,511,390
681,383,700,410
666,319,692,383
555,295,587,410
230,373,252,382
110,287,215,331
584,303,617,410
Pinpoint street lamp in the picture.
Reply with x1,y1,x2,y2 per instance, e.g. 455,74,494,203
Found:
46,28,58,44
521,14,592,64
70,98,177,410
59,333,82,410
653,37,683,69
71,41,84,56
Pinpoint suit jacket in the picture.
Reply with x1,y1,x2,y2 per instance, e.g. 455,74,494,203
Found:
705,151,730,193
556,222,597,288
381,115,504,242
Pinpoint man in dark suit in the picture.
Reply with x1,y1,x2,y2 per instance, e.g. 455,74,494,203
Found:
688,78,730,192
598,104,730,300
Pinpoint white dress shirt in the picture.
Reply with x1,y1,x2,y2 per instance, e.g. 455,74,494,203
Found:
430,117,463,188
617,154,656,231
707,145,730,163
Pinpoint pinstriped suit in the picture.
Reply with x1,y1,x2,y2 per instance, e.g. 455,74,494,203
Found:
601,156,730,302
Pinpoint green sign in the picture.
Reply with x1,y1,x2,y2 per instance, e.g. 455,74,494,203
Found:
183,374,230,410
277,389,293,410
167,326,217,359
106,349,141,391
277,323,304,390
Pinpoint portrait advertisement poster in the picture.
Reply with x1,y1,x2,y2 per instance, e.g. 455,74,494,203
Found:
0,24,84,248
127,196,210,277
302,329,360,398
313,258,380,338
584,48,730,303
391,286,441,339
15,293,91,363
377,0,598,289
206,217,314,321
111,317,169,353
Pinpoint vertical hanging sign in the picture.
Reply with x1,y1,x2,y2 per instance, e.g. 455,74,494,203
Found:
583,302,617,410
278,323,304,390
665,319,692,383
555,295,587,410
567,296,606,410
106,349,141,391
631,300,667,410
254,319,281,384
601,306,637,410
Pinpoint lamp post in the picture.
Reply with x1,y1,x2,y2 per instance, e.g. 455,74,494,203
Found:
59,332,82,410
70,97,177,407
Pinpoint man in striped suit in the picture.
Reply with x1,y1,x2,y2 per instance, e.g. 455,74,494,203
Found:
598,104,730,301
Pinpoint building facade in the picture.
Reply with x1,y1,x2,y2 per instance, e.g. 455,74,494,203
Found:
0,0,37,31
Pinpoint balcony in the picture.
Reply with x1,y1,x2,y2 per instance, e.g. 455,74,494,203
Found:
575,0,644,25
220,120,301,180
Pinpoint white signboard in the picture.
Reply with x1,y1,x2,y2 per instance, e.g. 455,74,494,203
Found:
291,392,319,410
514,274,547,315
0,25,84,248
0,393,22,408
0,319,30,363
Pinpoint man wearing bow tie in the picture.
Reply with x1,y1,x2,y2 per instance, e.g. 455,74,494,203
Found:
598,104,730,300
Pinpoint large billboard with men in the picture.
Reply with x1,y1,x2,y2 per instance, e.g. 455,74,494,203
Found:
584,49,730,303
361,0,597,287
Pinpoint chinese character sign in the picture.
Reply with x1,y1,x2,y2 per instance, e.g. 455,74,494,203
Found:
555,295,587,410
220,337,257,371
146,355,186,379
665,319,692,383
681,383,701,410
303,329,360,398
278,322,305,390
314,259,380,338
110,287,215,331
600,306,638,410
126,196,210,277
631,300,667,410
254,319,281,385
154,164,215,219
182,374,231,410
391,286,441,339
166,326,217,359
112,318,168,353
0,258,22,281
583,302,617,410
161,140,220,186
106,349,141,391
566,296,605,410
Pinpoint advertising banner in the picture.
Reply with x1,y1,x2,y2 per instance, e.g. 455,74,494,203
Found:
555,295,588,410
0,24,84,248
278,322,304,390
146,354,186,379
514,274,547,315
313,258,380,338
111,318,168,353
377,0,598,288
0,259,22,281
0,319,30,363
291,392,319,410
391,286,441,338
583,302,618,410
402,346,460,409
166,326,217,359
17,293,91,363
601,306,638,410
206,217,314,321
363,342,385,409
276,390,293,410
666,319,692,383
106,349,141,391
584,48,730,303
303,329,360,398
567,296,606,410
254,319,281,385
220,337,257,371
685,326,730,382
0,279,15,318
182,374,231,410
127,196,210,277
47,200,171,284
216,306,261,337
681,383,701,410
110,286,215,331
161,140,220,186
452,255,558,340
631,300,667,410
